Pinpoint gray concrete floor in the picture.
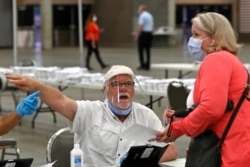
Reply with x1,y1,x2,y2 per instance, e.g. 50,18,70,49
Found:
1,43,250,166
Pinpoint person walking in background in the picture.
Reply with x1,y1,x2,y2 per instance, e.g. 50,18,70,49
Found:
155,12,250,166
135,4,154,71
85,13,108,71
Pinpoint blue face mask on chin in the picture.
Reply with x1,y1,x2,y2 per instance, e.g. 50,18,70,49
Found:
187,37,208,62
108,101,132,117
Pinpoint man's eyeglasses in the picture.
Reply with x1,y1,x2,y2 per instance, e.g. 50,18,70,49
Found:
110,81,135,88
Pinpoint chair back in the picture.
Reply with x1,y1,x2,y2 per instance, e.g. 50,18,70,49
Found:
46,127,74,167
19,59,36,66
167,80,189,110
0,138,20,160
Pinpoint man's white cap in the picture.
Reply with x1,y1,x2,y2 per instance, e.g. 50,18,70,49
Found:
103,65,135,85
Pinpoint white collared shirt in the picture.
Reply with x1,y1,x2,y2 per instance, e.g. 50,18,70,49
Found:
68,100,163,167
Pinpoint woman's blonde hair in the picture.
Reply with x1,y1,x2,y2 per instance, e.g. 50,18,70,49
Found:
192,12,242,55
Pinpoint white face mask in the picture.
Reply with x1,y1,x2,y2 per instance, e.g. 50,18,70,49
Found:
92,16,97,22
187,37,209,62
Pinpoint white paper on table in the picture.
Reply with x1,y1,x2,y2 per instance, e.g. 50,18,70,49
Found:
160,158,186,167
37,160,57,167
120,123,168,147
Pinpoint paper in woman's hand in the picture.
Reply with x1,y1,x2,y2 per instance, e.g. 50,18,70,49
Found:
120,123,168,147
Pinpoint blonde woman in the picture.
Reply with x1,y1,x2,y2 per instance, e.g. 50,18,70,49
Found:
156,12,250,167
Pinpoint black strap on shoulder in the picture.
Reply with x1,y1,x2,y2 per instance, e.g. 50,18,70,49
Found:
244,82,250,101
218,69,250,150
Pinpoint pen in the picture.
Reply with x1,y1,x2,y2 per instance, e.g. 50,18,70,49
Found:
167,116,173,137
164,107,173,137
164,106,171,126
165,115,169,126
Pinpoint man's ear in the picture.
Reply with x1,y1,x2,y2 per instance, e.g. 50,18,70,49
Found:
103,87,108,97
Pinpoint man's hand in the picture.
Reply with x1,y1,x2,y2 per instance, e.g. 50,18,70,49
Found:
6,73,40,92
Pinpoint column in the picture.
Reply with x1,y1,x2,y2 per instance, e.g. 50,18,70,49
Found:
167,0,176,46
41,0,52,49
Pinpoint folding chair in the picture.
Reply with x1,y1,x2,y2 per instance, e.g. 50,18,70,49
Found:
46,127,74,167
0,138,20,160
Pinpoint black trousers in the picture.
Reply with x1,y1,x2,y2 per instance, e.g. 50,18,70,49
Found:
138,32,153,70
85,40,106,68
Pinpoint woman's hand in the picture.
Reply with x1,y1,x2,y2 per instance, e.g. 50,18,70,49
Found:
163,109,175,126
155,125,177,143
158,108,182,143
100,28,105,33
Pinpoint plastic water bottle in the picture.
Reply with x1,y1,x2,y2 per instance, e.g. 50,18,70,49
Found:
70,144,83,167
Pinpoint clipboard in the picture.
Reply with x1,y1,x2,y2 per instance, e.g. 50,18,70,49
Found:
0,158,33,167
121,144,170,167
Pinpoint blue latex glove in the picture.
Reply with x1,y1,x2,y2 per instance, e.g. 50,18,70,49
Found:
16,91,41,117
119,151,128,165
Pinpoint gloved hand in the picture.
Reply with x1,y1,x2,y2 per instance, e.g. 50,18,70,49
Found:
16,91,41,117
119,151,128,165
